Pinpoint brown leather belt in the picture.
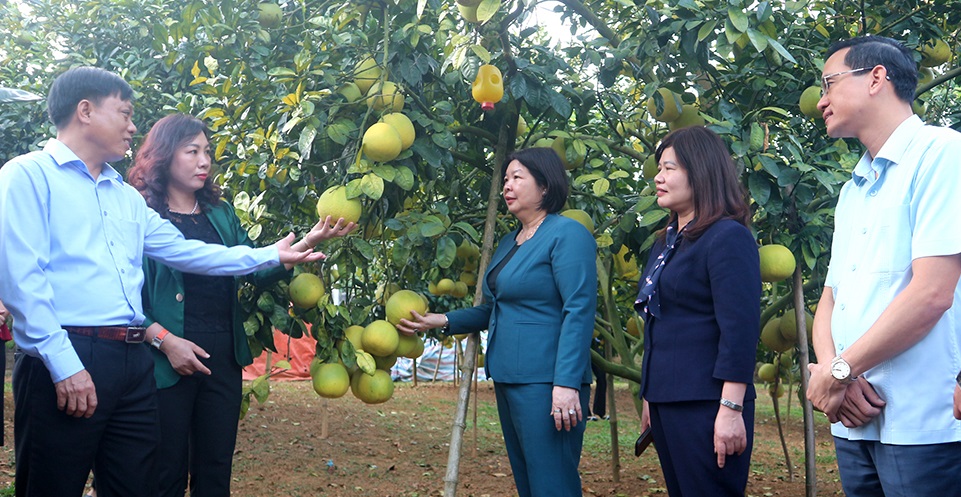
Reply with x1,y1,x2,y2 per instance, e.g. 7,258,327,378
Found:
64,326,147,343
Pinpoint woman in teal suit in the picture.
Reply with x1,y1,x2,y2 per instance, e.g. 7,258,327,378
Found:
398,148,597,497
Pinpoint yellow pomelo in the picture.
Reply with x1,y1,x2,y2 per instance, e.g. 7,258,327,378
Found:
362,320,400,356
757,363,777,383
374,353,398,371
613,245,639,281
668,104,705,131
516,115,528,136
626,315,643,337
551,137,585,170
316,185,362,226
645,88,682,123
288,273,324,309
920,39,951,67
759,244,796,282
769,383,785,398
366,81,405,113
778,309,813,342
353,57,382,95
379,113,415,150
428,280,440,296
918,67,935,86
312,362,350,398
451,281,469,298
375,281,401,305
459,271,477,286
362,122,403,162
343,325,365,350
436,278,456,294
760,317,792,353
338,82,364,104
396,333,425,358
385,289,429,325
642,155,658,180
258,2,282,28
351,369,394,404
799,86,822,119
456,240,480,261
560,209,595,234
457,3,479,23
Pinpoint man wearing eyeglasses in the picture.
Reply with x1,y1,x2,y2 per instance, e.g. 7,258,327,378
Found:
805,36,961,497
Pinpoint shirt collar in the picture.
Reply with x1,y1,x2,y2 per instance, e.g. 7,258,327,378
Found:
851,115,923,186
43,138,124,184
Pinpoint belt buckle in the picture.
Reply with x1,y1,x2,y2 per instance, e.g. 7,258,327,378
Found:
125,326,146,343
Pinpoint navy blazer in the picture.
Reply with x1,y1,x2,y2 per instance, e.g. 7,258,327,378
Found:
639,219,761,403
447,214,597,388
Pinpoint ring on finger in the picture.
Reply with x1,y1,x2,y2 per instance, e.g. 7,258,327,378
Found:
568,409,576,415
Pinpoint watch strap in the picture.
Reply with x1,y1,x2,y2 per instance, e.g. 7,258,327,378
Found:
151,328,170,350
719,398,744,412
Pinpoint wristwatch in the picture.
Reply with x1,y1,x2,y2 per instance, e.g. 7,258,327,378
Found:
151,328,170,350
830,355,855,384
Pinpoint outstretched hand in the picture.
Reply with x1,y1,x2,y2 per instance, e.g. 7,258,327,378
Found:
397,310,447,336
275,232,327,266
304,216,357,247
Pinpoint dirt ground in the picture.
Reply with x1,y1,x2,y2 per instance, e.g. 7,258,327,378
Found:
0,378,842,496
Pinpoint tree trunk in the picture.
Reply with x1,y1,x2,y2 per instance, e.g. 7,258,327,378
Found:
793,267,818,497
443,110,511,497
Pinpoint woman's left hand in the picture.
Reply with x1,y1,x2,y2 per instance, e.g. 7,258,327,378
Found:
304,216,357,247
550,386,582,431
713,405,747,468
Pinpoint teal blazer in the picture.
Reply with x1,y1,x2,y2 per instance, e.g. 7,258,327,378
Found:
141,200,290,389
446,214,597,388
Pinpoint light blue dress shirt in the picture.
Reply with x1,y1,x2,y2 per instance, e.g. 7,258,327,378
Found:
825,115,961,444
0,139,280,383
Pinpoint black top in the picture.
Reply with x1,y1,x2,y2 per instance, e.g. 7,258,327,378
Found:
168,211,233,334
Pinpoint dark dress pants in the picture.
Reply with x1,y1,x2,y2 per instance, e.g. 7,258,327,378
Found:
590,360,607,417
494,382,590,497
648,399,754,497
157,330,242,497
13,334,160,497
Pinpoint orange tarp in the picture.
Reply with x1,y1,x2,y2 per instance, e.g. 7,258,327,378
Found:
242,328,317,381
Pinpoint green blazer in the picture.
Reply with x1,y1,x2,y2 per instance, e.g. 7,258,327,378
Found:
446,214,597,388
141,200,290,389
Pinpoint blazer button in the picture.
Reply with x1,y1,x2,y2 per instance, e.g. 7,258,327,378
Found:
175,293,184,302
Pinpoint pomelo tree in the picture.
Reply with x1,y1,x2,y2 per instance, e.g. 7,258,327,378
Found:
1,0,959,494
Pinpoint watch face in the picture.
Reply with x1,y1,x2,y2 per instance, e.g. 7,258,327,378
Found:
831,360,851,380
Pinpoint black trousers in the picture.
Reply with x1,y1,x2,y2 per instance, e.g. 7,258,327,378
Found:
157,331,242,497
13,334,160,497
590,360,607,417
648,399,754,497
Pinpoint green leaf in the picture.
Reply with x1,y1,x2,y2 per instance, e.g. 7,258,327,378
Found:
353,237,375,260
436,236,457,268
419,216,446,237
592,178,610,196
298,124,317,162
273,360,292,370
356,351,376,375
372,164,397,182
469,44,492,63
452,221,480,241
749,173,772,205
766,37,798,65
746,29,769,52
360,173,385,200
475,0,501,24
697,20,718,42
728,8,749,33
251,375,270,403
639,209,668,228
394,167,415,190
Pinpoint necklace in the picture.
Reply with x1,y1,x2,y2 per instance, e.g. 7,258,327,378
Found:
171,200,199,215
520,215,547,242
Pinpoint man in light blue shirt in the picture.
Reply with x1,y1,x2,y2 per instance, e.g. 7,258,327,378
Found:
0,67,324,497
806,37,961,496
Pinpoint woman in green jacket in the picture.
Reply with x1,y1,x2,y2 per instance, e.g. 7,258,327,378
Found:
127,113,354,497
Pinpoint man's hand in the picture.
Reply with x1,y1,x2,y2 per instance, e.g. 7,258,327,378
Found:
55,369,97,418
160,334,212,376
714,405,747,468
806,362,847,422
836,377,885,428
954,384,961,420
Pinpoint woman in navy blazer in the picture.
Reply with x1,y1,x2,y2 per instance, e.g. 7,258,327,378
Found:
398,148,597,497
635,126,760,496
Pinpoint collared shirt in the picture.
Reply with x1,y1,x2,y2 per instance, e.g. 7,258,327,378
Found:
825,115,961,444
0,139,280,383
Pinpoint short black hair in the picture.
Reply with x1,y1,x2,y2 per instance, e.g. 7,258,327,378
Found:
47,66,135,129
502,147,569,213
826,36,916,103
